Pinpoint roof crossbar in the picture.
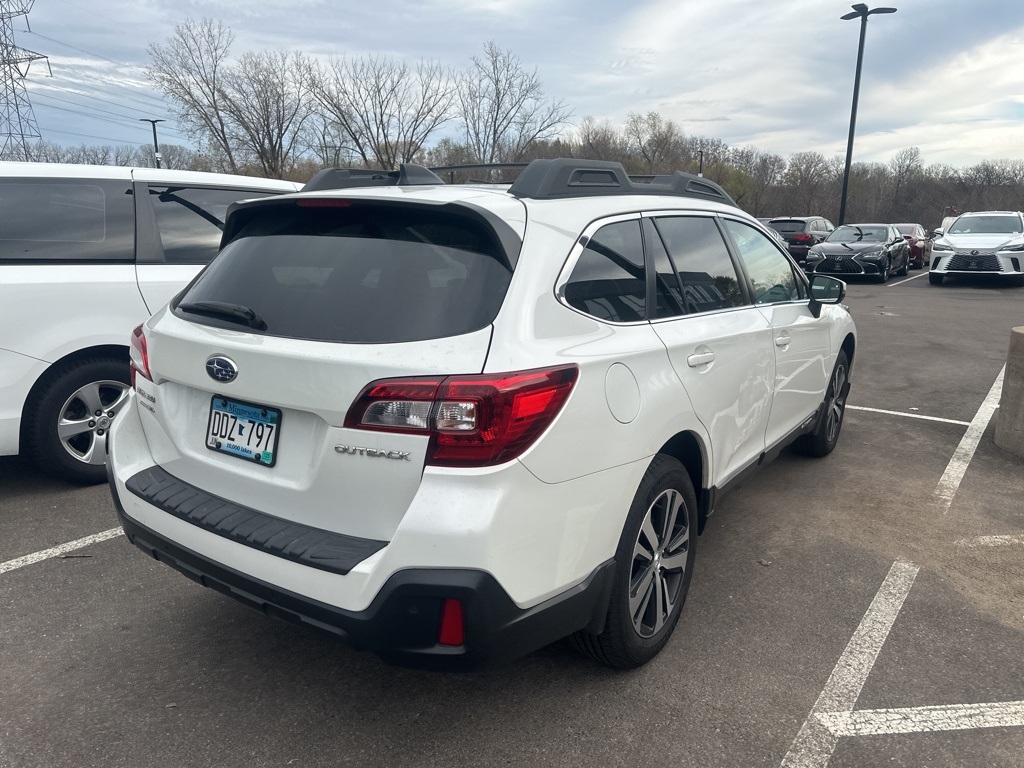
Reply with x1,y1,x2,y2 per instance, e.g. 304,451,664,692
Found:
301,163,444,192
507,158,737,207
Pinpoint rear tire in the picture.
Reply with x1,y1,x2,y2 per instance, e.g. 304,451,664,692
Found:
23,357,131,484
794,351,849,458
570,455,698,669
929,272,944,285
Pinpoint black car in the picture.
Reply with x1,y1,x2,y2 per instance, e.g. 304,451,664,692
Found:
805,223,911,283
767,216,835,263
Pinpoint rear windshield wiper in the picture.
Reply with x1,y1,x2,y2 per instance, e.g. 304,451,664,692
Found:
177,300,267,330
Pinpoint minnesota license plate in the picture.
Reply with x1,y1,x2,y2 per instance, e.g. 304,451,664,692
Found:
206,397,281,467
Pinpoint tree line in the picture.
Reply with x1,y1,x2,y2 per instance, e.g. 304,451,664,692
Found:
15,18,1024,228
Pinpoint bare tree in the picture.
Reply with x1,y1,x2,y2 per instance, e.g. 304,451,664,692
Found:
624,112,685,174
148,19,240,173
457,41,572,163
573,116,630,165
219,49,314,177
309,55,455,169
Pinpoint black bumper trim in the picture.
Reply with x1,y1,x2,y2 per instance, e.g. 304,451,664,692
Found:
124,465,386,576
109,464,616,670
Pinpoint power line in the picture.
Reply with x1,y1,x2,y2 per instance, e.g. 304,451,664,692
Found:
28,90,188,140
40,125,150,144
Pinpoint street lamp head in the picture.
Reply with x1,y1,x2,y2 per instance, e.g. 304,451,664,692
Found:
842,3,896,19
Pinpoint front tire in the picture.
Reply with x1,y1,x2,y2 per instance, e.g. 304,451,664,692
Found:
23,357,131,484
897,253,909,277
794,351,849,458
570,455,698,669
877,259,891,283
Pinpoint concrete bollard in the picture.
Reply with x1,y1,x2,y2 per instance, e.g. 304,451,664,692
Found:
995,326,1024,459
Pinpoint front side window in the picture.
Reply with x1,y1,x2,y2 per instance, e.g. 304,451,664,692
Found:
0,179,133,261
654,216,746,313
564,220,646,322
149,185,280,264
722,219,803,304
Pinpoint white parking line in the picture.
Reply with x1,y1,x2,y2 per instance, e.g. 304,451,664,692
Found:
956,534,1024,548
779,559,919,768
846,405,970,427
888,272,930,287
934,365,1005,514
816,700,1024,736
0,528,123,576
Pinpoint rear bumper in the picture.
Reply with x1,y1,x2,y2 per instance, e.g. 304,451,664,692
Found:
109,461,614,670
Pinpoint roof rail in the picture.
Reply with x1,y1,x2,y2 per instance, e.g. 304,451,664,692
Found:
302,163,444,192
507,158,737,207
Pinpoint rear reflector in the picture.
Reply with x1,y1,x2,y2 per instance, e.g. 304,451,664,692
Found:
438,598,465,646
345,365,579,467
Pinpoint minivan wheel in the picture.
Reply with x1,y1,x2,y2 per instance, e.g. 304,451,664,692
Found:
794,351,849,458
24,357,130,484
570,455,697,669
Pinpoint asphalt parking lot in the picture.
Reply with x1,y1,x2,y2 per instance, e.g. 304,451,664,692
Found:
2,269,1022,768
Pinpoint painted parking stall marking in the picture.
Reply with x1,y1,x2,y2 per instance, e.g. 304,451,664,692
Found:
846,405,970,427
0,528,123,576
816,701,1024,737
956,534,1024,548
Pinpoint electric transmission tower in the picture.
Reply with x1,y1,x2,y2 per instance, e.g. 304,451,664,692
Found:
1,0,49,161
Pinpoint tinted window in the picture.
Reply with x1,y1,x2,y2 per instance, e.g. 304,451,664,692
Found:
722,219,802,303
655,216,745,313
768,220,808,233
174,201,514,344
0,179,134,261
150,185,280,264
642,219,686,319
564,220,646,322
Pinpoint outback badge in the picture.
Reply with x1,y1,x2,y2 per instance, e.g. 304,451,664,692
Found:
335,445,411,461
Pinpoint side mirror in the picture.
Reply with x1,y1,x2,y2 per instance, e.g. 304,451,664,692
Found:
931,228,944,238
808,274,846,318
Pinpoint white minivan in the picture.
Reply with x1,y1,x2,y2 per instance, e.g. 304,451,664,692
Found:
0,162,300,483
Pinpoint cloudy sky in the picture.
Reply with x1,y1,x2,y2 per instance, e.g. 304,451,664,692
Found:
15,0,1024,168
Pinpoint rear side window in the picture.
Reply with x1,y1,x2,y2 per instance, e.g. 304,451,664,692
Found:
174,201,514,344
654,216,746,313
149,185,281,264
0,179,134,261
563,220,646,322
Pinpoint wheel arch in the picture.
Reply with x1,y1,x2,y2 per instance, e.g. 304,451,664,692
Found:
20,344,130,435
840,332,856,379
655,430,711,534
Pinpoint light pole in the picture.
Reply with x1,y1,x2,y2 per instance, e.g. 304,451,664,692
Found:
837,3,896,225
139,118,164,168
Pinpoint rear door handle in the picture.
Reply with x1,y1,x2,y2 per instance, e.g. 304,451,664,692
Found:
687,352,716,367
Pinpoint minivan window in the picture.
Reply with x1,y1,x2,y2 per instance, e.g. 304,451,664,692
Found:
174,201,514,344
149,185,280,264
0,179,134,262
564,220,646,322
654,216,746,313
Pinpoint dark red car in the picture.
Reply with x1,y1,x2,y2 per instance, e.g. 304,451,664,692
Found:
894,223,932,269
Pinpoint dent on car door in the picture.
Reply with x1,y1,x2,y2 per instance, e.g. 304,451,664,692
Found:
720,218,830,450
643,215,774,487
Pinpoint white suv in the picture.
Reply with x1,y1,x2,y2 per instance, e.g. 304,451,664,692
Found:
107,159,856,669
929,210,1024,286
0,162,299,482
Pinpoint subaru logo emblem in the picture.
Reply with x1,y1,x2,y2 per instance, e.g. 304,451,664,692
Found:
206,356,238,383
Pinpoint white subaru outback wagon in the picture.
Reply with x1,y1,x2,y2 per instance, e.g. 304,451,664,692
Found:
107,159,856,670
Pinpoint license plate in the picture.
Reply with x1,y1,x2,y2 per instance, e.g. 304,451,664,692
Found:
205,397,281,467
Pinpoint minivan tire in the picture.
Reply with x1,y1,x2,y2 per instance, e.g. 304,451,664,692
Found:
570,455,698,669
23,357,131,484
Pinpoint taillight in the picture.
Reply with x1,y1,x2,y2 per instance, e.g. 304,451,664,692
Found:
129,324,151,387
345,365,579,467
791,233,813,243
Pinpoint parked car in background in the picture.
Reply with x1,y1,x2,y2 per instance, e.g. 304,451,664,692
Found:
929,210,1024,286
805,223,911,282
935,216,958,237
757,218,788,247
0,162,301,483
894,223,932,268
767,216,835,263
107,158,856,670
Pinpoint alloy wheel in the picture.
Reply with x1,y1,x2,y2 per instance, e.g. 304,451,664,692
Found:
56,380,130,465
825,362,848,443
629,488,691,638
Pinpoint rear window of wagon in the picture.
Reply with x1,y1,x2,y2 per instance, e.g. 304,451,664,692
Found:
173,201,515,344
